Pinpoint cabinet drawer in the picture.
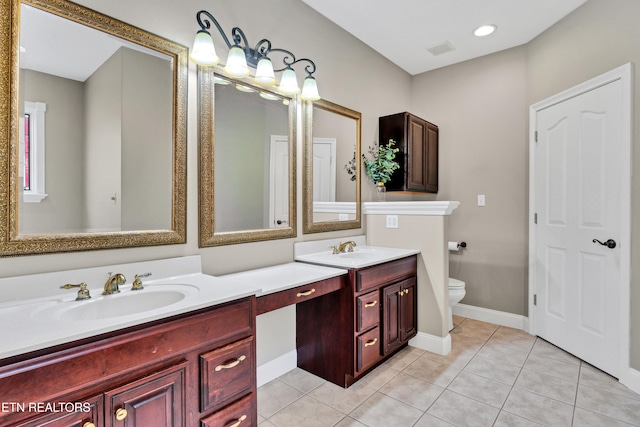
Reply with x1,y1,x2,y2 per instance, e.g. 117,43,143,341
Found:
15,394,103,427
356,290,380,332
201,336,255,413
356,256,417,292
256,275,345,315
200,393,255,427
356,327,381,373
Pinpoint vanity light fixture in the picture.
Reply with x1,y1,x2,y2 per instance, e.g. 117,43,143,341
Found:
190,10,321,101
473,24,497,37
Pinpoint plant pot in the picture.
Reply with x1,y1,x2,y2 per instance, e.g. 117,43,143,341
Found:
375,182,386,202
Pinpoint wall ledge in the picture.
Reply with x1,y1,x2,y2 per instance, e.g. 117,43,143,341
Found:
363,201,460,216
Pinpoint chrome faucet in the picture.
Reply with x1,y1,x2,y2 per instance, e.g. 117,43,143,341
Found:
103,273,126,295
332,241,357,254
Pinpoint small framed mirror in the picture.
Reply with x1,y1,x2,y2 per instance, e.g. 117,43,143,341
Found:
0,0,188,256
198,68,297,246
302,99,361,234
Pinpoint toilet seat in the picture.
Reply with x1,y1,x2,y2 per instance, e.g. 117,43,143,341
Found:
448,277,465,289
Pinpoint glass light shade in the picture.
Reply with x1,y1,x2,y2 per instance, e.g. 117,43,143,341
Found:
260,92,280,101
254,58,276,86
277,68,300,95
190,31,220,66
300,76,321,101
224,46,250,77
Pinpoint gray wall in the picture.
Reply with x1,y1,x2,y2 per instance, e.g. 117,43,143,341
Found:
20,69,86,233
410,0,640,368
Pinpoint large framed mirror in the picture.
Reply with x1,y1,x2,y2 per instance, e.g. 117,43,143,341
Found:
0,0,188,256
198,67,297,246
302,99,361,234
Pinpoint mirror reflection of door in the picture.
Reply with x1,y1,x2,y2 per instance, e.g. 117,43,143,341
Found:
312,138,336,202
269,136,289,228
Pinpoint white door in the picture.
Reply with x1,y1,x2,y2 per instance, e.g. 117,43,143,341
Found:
531,65,631,378
269,135,289,228
312,138,336,202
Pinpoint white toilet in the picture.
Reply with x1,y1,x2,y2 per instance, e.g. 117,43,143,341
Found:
448,278,466,331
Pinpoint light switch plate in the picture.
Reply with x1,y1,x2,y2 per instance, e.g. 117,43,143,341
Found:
477,195,486,207
386,215,399,228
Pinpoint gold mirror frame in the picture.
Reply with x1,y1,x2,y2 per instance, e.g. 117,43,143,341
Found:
198,66,297,246
0,0,188,256
302,99,361,234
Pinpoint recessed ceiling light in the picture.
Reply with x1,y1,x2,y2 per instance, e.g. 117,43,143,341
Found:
474,24,497,37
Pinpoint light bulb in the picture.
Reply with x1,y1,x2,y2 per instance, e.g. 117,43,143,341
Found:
190,30,220,66
255,58,276,86
224,46,250,77
277,68,300,95
300,76,320,101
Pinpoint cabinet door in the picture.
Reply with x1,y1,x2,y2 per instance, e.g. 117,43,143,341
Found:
400,279,418,343
424,121,439,193
407,115,428,192
105,363,186,427
382,283,402,355
15,395,103,427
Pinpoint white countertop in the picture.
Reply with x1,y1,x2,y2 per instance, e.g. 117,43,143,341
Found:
0,256,345,361
294,236,419,269
221,262,347,297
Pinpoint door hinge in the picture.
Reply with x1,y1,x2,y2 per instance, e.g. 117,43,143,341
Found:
535,131,538,142
534,294,537,306
534,213,537,224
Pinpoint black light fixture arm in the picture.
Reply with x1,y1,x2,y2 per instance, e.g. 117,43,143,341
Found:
195,10,316,77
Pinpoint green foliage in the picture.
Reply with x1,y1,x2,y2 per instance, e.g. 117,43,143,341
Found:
362,139,400,184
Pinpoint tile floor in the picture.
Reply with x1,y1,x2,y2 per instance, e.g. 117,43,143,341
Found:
257,316,640,426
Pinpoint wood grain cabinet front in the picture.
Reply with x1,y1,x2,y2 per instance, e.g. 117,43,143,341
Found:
297,255,418,387
379,112,439,193
200,393,255,427
0,296,257,427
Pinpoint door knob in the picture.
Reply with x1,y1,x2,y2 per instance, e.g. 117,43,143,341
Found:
593,238,616,249
276,220,285,225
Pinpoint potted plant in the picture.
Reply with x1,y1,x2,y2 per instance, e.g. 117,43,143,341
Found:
362,139,400,200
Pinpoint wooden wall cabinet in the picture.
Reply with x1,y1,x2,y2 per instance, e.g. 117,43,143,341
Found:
1,297,257,427
379,112,439,193
297,256,418,387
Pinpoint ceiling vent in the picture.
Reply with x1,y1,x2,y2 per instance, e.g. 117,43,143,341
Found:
426,41,455,56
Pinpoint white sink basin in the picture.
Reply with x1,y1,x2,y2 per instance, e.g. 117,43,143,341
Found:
32,284,197,321
295,246,419,269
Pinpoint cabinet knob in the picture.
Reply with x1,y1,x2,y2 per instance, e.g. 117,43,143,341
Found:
226,414,247,427
83,423,96,427
115,407,128,421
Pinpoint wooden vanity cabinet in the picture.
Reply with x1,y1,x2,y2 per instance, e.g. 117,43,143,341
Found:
379,112,439,193
297,255,417,387
0,296,257,427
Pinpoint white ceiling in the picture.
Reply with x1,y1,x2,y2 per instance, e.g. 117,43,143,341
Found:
19,4,168,82
301,0,589,75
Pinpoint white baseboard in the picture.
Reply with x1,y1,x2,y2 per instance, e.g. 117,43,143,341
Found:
620,367,640,395
453,303,528,331
409,331,452,355
257,350,297,387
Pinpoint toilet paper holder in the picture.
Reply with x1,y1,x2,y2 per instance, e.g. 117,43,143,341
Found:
448,241,467,251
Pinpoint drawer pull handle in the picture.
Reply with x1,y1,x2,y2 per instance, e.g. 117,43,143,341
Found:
364,338,378,347
364,300,378,308
115,408,128,421
296,288,316,297
226,414,247,427
215,355,247,371
83,423,96,427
